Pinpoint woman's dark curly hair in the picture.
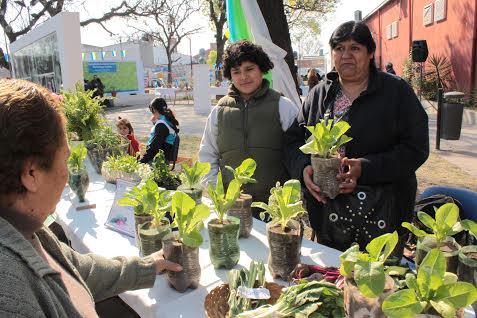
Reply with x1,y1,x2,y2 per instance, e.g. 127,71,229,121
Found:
223,40,274,79
0,79,65,200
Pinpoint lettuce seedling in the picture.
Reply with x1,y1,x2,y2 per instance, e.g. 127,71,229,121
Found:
179,161,210,189
382,248,477,318
402,203,464,244
118,179,172,226
251,180,306,231
299,119,353,158
170,191,210,248
207,172,241,222
339,231,399,298
224,158,257,187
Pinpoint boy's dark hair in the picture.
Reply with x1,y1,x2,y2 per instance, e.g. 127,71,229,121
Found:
223,40,274,79
116,116,134,134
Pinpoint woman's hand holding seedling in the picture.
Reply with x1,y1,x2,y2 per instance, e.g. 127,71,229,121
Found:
303,165,327,203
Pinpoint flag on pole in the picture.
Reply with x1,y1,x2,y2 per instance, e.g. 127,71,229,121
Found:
226,0,301,108
120,50,126,57
101,51,106,60
81,52,85,60
90,52,96,61
112,50,117,57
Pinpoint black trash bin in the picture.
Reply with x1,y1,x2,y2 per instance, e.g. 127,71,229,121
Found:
441,91,465,140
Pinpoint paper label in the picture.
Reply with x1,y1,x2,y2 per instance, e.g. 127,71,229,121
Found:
236,286,271,300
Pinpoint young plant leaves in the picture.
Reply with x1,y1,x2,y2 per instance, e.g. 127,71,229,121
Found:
381,289,427,318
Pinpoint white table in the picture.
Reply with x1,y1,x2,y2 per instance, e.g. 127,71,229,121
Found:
55,158,341,318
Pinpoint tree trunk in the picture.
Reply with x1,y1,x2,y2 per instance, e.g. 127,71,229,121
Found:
215,32,226,82
256,0,299,93
167,52,173,85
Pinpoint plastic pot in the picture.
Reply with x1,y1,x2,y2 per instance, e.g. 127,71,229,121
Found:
310,156,341,199
134,213,153,244
162,237,201,293
180,187,202,204
208,216,240,269
227,193,253,238
458,245,477,313
87,146,119,174
267,219,302,280
415,237,461,273
137,219,170,256
344,275,395,318
68,168,89,202
101,166,141,184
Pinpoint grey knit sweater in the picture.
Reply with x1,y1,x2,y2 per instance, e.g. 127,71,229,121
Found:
0,215,157,318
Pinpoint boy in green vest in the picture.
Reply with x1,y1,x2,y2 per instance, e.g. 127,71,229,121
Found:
199,40,298,219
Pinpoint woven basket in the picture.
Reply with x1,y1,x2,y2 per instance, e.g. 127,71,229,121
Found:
204,282,283,318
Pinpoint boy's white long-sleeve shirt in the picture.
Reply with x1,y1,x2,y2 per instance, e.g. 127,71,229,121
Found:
199,96,299,186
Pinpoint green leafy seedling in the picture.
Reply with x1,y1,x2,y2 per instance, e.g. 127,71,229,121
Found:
339,231,399,298
382,248,477,318
170,191,210,248
299,119,353,158
118,179,172,226
180,161,210,189
251,179,306,232
402,203,463,244
224,158,257,187
207,172,241,222
68,143,88,173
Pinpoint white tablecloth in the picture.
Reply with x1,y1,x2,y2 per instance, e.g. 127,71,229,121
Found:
55,158,341,318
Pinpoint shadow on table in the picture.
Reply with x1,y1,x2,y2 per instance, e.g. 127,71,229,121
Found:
239,233,269,266
66,204,99,239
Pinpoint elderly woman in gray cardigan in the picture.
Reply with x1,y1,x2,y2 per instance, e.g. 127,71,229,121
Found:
0,79,181,318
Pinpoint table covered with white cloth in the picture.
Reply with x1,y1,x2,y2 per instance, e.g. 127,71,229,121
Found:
54,159,476,318
54,158,342,318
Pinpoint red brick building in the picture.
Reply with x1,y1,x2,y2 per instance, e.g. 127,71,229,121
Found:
363,0,477,92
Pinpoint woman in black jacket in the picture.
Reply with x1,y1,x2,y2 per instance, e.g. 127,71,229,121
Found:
140,98,179,164
284,21,429,252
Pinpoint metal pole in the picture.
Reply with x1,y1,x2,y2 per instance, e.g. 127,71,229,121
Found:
436,87,443,150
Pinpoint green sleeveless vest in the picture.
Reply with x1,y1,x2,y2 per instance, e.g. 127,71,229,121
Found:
217,80,289,203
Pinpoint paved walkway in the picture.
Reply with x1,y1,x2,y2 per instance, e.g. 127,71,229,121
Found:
105,101,208,138
106,99,477,179
423,100,477,178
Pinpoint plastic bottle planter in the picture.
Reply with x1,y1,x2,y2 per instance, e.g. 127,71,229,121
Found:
180,188,202,205
162,238,201,293
227,193,253,238
101,166,141,184
138,220,171,256
134,213,154,245
415,236,461,273
458,245,477,313
87,147,116,174
266,219,302,280
344,276,395,318
68,169,89,202
208,216,240,269
310,156,341,199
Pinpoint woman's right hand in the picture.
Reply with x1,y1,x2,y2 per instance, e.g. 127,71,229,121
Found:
303,165,327,203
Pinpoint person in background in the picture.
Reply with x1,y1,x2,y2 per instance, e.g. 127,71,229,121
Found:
284,21,429,251
199,40,298,215
386,62,396,75
140,97,179,164
0,78,182,317
307,68,320,91
116,116,140,156
90,75,105,98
